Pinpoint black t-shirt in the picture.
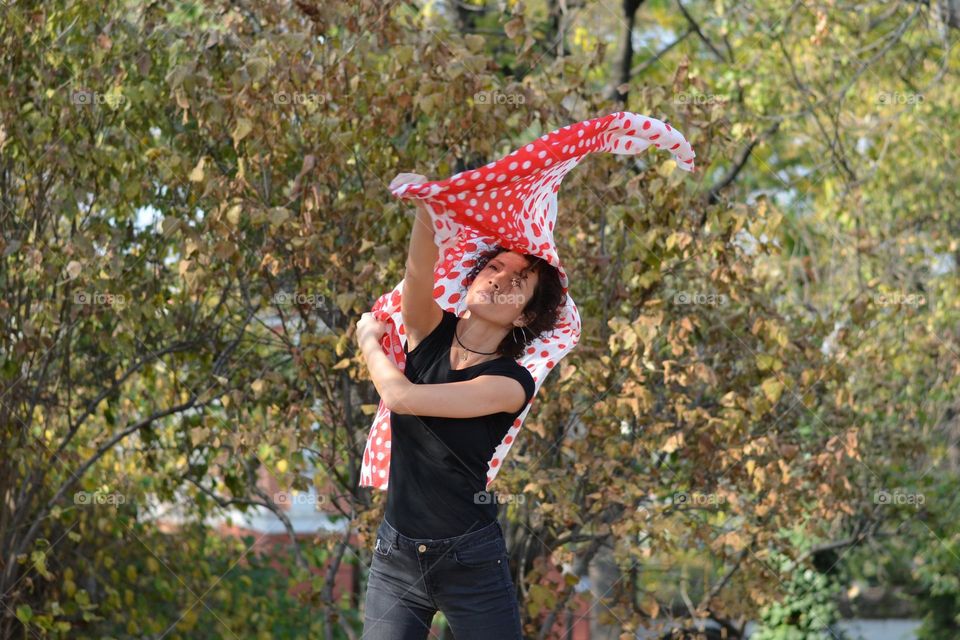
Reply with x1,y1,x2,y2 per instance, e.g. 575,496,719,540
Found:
384,310,536,539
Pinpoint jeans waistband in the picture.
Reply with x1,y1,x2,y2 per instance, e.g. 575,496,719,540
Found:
380,516,503,552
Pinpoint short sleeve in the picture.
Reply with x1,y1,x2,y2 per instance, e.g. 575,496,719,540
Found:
478,361,535,416
404,309,455,358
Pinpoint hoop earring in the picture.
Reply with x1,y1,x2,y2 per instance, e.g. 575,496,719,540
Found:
513,325,530,343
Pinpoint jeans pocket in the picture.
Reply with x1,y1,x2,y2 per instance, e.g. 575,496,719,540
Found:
373,534,394,560
453,536,508,569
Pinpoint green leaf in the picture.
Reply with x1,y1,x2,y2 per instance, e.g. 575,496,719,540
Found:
15,604,32,624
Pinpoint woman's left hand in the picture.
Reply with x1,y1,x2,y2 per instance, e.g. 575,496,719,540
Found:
356,312,389,347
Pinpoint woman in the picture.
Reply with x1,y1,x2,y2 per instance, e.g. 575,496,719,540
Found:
355,173,565,639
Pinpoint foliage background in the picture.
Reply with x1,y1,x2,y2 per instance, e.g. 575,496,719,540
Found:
1,0,958,638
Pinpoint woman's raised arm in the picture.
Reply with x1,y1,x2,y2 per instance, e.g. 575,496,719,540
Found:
390,173,442,347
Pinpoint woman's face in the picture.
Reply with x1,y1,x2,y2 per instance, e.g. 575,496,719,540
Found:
465,251,539,327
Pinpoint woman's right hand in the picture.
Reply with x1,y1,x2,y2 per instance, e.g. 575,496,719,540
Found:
356,312,388,349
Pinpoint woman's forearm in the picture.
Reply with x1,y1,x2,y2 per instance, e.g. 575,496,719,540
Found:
406,201,439,278
359,334,410,409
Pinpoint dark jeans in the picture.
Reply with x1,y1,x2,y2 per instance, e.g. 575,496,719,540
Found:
362,516,524,639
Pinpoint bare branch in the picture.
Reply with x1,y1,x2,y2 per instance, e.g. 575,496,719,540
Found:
706,121,782,208
675,0,727,62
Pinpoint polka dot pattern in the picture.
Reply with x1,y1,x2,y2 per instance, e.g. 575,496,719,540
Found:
359,111,696,491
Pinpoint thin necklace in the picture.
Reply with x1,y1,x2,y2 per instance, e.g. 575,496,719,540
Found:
453,320,499,363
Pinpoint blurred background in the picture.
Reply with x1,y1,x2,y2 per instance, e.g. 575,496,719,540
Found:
1,0,958,638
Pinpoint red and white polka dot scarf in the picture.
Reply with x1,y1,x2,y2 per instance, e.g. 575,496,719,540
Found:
360,111,696,491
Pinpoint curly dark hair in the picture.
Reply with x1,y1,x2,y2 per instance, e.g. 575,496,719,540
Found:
462,244,566,359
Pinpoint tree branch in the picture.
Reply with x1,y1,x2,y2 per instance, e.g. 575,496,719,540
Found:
705,121,782,208
675,0,727,62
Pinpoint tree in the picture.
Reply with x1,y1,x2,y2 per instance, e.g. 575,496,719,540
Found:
2,0,957,638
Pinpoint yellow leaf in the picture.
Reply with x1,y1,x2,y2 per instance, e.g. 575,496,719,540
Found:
174,86,189,109
761,377,784,404
504,16,524,38
268,207,290,227
657,158,678,177
179,608,198,630
395,45,414,65
753,466,767,492
756,353,779,371
225,204,242,226
213,240,235,260
65,260,82,280
232,117,253,147
188,156,205,182
336,292,357,313
647,596,660,618
559,361,577,382
332,358,352,370
464,34,485,53
661,432,684,454
778,459,791,483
